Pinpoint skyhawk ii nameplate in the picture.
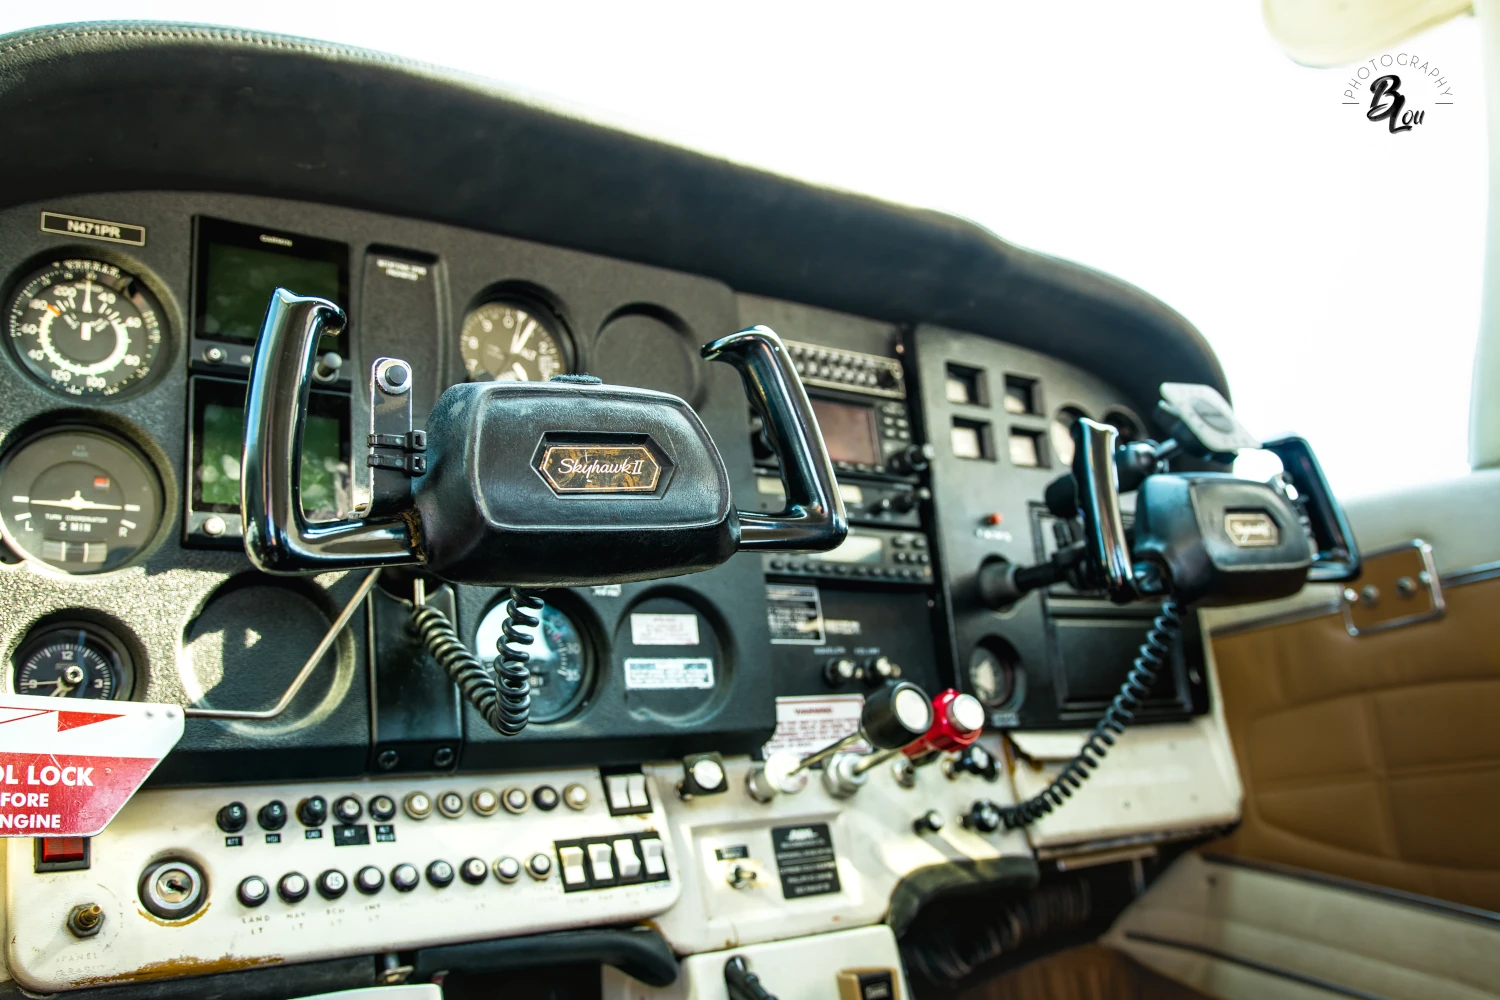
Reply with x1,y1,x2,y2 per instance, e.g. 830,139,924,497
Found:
537,442,664,494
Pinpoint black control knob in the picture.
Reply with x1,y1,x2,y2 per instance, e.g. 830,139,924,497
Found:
257,800,288,831
913,809,945,834
823,657,860,687
217,802,248,833
678,753,729,798
296,796,328,827
316,869,348,900
368,795,397,822
962,800,1002,834
277,871,310,903
888,443,935,475
861,681,934,750
863,655,902,685
391,864,420,893
954,744,1000,782
426,860,455,888
459,857,488,885
355,866,385,895
237,875,270,907
877,490,919,515
333,795,362,824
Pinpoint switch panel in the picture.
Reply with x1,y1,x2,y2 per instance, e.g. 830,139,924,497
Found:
554,833,669,893
6,768,679,994
602,768,653,816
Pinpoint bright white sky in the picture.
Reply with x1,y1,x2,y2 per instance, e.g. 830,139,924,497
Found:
1,2,1486,498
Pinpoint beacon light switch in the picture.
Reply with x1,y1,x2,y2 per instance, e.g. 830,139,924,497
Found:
614,838,641,878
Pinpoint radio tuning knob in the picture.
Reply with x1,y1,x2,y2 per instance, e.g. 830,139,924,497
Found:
863,656,901,685
877,490,919,515
888,443,935,475
823,657,860,687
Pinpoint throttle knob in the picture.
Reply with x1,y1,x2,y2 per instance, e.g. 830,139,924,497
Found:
962,800,1002,833
861,680,934,750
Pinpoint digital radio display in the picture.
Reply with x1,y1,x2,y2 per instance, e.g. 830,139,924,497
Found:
810,398,881,466
807,533,884,564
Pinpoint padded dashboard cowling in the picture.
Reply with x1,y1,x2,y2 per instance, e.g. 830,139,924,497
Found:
0,22,1227,423
414,380,738,586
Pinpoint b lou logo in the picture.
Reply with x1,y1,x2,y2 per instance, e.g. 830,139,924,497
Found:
1342,52,1454,134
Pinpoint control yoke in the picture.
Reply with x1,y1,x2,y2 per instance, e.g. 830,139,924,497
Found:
241,291,847,586
981,382,1360,610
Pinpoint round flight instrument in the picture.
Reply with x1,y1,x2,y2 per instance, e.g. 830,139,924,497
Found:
11,622,135,700
460,301,568,383
1050,406,1090,468
474,598,591,723
5,259,165,398
0,429,164,573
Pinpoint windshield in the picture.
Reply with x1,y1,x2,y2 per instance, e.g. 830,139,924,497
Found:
1,3,1482,497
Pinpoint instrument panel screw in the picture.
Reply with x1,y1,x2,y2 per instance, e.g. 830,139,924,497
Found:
376,749,400,771
67,902,103,938
432,746,455,768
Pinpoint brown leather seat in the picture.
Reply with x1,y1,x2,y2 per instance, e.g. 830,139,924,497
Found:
956,945,1212,1000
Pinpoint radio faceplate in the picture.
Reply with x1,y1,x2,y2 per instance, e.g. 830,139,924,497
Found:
762,525,932,586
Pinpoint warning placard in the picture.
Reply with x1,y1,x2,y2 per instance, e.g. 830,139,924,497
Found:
766,584,825,645
762,695,868,757
0,696,183,837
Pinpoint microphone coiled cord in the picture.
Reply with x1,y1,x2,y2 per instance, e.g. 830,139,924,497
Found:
992,600,1182,829
409,587,537,737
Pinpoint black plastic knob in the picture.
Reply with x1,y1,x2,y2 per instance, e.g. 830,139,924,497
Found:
889,443,935,475
217,802,248,833
237,875,269,907
355,866,385,895
391,864,420,892
333,795,363,824
296,796,328,827
257,800,288,831
426,860,455,888
956,744,1000,782
316,869,348,900
878,491,919,515
277,871,309,903
533,786,560,811
913,809,945,834
962,800,1002,834
860,681,934,750
368,795,397,822
823,657,860,687
863,655,901,685
460,857,488,885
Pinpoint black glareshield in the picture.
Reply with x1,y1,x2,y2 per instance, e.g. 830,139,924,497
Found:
242,292,846,585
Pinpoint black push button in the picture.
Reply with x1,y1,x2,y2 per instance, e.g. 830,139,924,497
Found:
460,857,488,884
333,795,362,824
277,871,309,903
391,863,420,892
297,796,328,827
426,860,454,888
237,875,269,907
356,866,384,895
217,802,248,833
257,800,287,831
316,869,348,900
533,785,559,811
368,795,397,822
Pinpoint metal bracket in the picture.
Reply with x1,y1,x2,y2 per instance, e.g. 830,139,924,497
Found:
1341,539,1444,637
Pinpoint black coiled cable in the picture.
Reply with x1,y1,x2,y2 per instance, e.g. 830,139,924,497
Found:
992,600,1182,829
409,587,537,736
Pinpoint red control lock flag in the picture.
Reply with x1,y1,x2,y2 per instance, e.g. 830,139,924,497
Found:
0,695,183,837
